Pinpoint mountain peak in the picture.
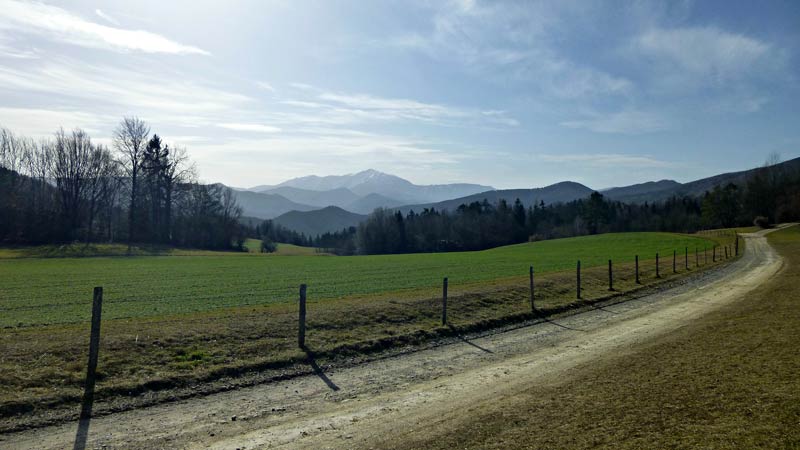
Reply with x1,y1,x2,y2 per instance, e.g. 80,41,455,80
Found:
356,168,383,176
266,169,493,204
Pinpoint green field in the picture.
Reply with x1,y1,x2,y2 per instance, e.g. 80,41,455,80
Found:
0,231,742,429
1,232,717,328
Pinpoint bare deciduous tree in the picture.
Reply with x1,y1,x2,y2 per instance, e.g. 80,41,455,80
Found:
52,128,94,240
113,117,150,250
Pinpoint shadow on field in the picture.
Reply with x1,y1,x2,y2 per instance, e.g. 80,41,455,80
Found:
301,346,340,391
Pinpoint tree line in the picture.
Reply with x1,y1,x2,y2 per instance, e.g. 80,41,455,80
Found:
0,118,245,250
321,157,800,255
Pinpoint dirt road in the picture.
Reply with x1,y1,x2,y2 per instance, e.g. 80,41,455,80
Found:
2,227,787,450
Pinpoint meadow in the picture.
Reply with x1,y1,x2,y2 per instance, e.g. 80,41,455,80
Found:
2,232,718,327
0,231,741,430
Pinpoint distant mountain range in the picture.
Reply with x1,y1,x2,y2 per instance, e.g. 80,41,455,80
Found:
233,157,800,237
232,169,493,219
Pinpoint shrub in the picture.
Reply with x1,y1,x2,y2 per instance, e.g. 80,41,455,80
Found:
753,216,771,228
260,239,277,253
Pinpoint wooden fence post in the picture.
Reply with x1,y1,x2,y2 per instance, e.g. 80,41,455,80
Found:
725,246,729,259
713,246,716,262
298,284,307,348
576,260,581,299
608,259,613,291
685,247,689,270
695,247,699,267
529,266,535,312
635,255,640,284
673,250,676,273
705,247,708,265
735,235,739,256
656,252,660,278
80,287,103,420
442,277,448,325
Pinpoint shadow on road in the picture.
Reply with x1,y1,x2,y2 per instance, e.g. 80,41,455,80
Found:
301,346,340,391
535,311,585,332
455,333,494,354
72,373,96,450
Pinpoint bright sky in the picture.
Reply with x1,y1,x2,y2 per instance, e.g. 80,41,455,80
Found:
0,0,798,189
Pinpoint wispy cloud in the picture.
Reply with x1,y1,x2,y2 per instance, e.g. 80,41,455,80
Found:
0,57,250,115
94,9,119,26
635,26,773,83
0,106,106,137
384,1,632,101
536,153,678,169
561,110,670,135
217,123,281,133
0,38,37,59
0,0,208,55
268,85,519,128
256,81,275,92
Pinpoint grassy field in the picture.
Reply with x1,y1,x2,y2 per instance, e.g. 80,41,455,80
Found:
242,239,328,255
401,225,800,449
0,230,741,428
1,232,722,328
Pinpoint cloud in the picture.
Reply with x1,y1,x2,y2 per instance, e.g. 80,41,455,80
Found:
0,39,37,59
0,57,250,115
289,82,315,91
0,107,106,137
256,81,275,92
383,1,632,101
536,153,677,169
94,9,119,26
217,123,281,133
634,26,775,84
276,87,520,128
0,0,208,55
561,110,669,135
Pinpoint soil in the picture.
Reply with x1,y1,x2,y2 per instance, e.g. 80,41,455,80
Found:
1,226,788,450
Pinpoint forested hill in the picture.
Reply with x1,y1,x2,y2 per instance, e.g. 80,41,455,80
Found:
604,156,800,203
394,181,594,215
273,206,365,236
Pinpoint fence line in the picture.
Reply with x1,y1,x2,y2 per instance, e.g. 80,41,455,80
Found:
74,231,742,415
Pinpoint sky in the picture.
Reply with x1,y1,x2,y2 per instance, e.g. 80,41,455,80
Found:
0,0,798,189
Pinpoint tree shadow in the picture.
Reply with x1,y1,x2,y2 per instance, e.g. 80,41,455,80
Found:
301,346,340,391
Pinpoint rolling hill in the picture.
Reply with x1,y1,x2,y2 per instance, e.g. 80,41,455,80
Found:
345,193,405,214
273,206,366,236
231,190,316,219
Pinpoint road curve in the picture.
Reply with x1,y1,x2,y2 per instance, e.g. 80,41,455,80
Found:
2,226,789,450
